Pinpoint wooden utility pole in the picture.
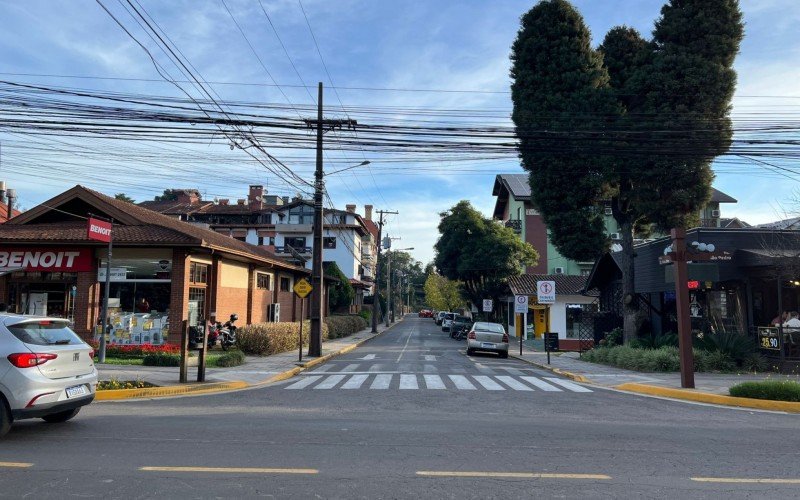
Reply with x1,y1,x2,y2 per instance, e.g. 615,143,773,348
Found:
371,210,397,333
303,82,356,357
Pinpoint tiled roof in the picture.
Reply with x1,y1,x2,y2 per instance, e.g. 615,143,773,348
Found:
0,201,21,223
137,200,212,215
507,274,592,296
3,186,307,273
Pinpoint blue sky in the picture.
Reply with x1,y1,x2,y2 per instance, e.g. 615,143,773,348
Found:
1,0,799,265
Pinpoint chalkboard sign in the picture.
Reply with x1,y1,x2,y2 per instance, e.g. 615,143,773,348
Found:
758,327,780,351
544,332,559,352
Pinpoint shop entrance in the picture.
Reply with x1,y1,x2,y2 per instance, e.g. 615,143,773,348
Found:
7,275,77,319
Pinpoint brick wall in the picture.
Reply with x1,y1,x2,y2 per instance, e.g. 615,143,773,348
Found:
0,276,6,304
75,268,99,339
525,208,548,274
168,248,190,342
250,288,273,323
215,286,249,324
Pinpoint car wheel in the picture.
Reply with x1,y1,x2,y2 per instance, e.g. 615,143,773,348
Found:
466,348,474,356
0,398,11,438
499,351,508,359
41,408,80,423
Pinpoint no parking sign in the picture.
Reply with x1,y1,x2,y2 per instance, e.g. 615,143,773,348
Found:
514,295,529,313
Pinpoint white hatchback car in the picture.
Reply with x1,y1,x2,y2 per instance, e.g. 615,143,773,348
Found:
0,314,97,438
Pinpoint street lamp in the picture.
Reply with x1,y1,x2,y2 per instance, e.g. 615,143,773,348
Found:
386,246,413,325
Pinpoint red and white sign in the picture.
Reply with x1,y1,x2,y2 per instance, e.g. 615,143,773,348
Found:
87,217,112,243
537,280,556,304
0,247,93,272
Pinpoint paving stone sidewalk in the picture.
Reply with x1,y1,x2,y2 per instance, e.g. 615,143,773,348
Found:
96,321,397,388
511,345,800,395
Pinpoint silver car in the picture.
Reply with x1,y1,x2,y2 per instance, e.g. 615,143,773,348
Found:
466,322,509,358
441,312,456,332
1,314,97,438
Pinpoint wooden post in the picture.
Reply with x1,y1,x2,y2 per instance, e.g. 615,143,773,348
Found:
197,323,208,382
671,228,695,389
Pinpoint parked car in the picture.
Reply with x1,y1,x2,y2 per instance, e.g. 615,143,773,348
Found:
449,315,473,338
418,309,433,318
0,315,98,438
435,311,448,326
466,322,509,358
441,312,457,332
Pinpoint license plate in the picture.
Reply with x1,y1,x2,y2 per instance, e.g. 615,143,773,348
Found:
481,342,495,348
66,385,88,398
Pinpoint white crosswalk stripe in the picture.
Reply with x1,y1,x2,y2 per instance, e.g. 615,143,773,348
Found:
400,374,419,389
496,375,533,391
285,375,323,390
544,377,593,393
341,374,369,389
314,374,346,389
286,373,592,393
423,374,446,389
370,374,392,389
472,375,505,391
520,376,562,391
342,364,360,372
448,375,477,390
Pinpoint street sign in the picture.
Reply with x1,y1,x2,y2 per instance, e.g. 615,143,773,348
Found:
514,295,529,313
482,299,493,312
87,217,112,243
537,281,556,304
293,278,313,298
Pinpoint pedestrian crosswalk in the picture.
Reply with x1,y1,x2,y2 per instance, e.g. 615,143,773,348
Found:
284,372,592,393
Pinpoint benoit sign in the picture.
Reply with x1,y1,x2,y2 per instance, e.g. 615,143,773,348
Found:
87,217,112,243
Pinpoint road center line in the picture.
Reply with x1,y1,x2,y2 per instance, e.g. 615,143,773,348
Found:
396,327,416,362
0,462,34,468
416,471,610,480
140,466,318,474
691,477,800,484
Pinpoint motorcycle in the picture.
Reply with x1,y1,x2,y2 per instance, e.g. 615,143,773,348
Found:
218,313,238,351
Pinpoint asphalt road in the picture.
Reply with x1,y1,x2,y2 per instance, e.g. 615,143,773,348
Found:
1,316,798,499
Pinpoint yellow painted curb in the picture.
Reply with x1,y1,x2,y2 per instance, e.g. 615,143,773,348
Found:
508,354,591,384
615,383,800,413
95,381,249,401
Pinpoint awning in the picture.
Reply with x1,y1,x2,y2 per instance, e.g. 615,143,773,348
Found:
737,248,800,267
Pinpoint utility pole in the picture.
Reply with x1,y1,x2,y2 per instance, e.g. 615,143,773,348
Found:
303,82,356,357
371,210,397,333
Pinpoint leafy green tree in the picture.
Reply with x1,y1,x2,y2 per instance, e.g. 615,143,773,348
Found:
114,193,135,203
325,262,354,313
511,0,743,342
377,250,424,313
154,189,178,202
434,201,538,317
423,274,463,312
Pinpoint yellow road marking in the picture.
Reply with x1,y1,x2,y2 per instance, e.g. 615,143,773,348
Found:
692,477,800,484
416,471,610,480
140,466,317,474
0,462,34,468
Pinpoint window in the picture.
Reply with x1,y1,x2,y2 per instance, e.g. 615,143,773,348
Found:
234,236,246,242
258,236,264,246
269,236,275,246
189,262,208,284
188,287,206,327
285,237,306,250
280,277,291,292
257,273,272,290
323,237,337,249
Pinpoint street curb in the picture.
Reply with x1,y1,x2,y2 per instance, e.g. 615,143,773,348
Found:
96,318,404,400
615,383,800,413
508,353,591,383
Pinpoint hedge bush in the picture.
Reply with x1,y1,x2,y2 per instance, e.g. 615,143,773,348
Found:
214,351,245,367
582,345,736,372
324,315,367,339
237,321,329,356
142,353,181,367
729,380,800,402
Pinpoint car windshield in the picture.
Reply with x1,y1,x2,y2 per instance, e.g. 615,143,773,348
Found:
456,316,470,322
7,321,84,346
444,313,455,320
474,322,505,334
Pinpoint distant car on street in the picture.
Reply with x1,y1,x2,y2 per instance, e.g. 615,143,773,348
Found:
441,312,457,332
418,309,433,318
0,314,97,438
466,322,509,358
435,311,448,326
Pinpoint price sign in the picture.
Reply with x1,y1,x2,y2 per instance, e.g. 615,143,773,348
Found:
758,327,780,351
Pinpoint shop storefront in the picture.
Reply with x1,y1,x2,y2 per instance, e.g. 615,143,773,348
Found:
0,185,312,344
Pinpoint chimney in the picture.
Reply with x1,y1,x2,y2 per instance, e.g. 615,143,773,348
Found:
248,185,264,210
237,199,246,206
364,204,373,221
219,199,230,206
174,189,200,204
346,204,356,213
282,196,290,205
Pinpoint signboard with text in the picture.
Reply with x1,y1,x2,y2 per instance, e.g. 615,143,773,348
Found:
0,247,93,272
87,217,113,243
482,299,493,312
514,295,529,313
536,281,556,304
293,278,313,298
758,327,781,351
98,267,128,282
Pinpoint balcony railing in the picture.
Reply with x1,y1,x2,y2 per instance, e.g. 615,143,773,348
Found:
275,246,312,255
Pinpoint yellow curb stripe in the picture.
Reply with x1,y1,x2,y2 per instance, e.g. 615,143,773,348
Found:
140,466,317,474
692,477,800,484
416,471,610,480
95,381,249,401
0,462,34,468
615,383,800,413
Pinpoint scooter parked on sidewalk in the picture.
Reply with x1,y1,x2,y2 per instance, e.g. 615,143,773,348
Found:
218,313,238,350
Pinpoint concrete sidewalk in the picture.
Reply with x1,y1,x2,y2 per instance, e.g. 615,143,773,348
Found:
95,319,401,400
510,343,800,412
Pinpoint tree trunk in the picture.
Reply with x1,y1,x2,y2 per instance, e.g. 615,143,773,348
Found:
619,219,638,343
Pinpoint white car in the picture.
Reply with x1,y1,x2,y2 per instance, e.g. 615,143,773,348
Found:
1,314,97,438
466,322,509,358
